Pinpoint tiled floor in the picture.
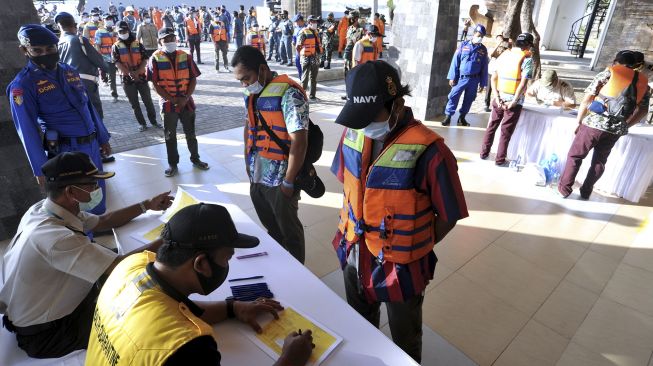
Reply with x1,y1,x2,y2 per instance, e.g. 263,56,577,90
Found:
71,103,652,366
2,81,652,365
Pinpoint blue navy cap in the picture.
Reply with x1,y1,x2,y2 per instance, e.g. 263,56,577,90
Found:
291,13,303,22
17,24,59,47
474,24,487,36
54,11,75,24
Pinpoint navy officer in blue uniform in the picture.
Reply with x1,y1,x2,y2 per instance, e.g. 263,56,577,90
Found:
7,24,112,214
443,24,489,127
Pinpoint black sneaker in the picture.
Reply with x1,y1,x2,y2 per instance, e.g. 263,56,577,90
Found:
164,165,178,177
138,125,148,132
151,123,163,129
102,155,116,163
192,160,210,170
442,115,452,126
495,160,510,167
457,116,470,127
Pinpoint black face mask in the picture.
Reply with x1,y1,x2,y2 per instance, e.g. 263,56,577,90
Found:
31,52,60,70
195,253,229,295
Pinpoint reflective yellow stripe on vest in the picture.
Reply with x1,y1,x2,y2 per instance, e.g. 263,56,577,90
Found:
85,251,214,366
338,123,443,264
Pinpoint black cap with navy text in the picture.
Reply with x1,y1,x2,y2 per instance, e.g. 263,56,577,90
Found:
163,203,260,250
41,151,115,185
335,60,402,129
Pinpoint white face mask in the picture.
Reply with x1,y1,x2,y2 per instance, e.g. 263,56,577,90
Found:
370,36,377,42
246,81,264,95
472,36,483,44
73,186,103,212
105,20,114,27
144,18,152,24
118,32,129,40
162,42,177,53
362,120,390,141
310,23,318,30
92,16,100,22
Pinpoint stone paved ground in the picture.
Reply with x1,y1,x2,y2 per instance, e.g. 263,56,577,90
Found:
99,42,349,153
99,41,593,154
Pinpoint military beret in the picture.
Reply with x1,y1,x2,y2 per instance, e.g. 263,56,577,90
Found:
54,11,75,24
17,24,59,47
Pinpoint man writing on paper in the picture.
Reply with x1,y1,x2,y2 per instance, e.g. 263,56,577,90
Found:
86,203,315,365
0,152,172,358
330,61,468,363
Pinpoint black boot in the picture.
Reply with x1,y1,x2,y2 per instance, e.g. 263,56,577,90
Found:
457,114,470,126
324,61,331,69
442,115,452,126
319,60,325,68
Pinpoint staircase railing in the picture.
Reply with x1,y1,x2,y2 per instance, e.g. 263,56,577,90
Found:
566,0,610,58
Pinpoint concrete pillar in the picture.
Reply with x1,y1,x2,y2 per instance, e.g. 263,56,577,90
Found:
281,0,296,17
594,0,653,70
390,0,460,120
0,0,42,240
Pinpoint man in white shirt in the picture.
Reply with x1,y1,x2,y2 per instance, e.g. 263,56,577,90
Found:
0,152,172,358
527,70,577,108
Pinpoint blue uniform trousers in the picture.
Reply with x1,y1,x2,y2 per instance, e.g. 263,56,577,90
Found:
445,76,480,116
295,54,302,79
268,34,280,61
280,36,292,63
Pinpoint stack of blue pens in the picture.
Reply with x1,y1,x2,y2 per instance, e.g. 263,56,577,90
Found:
230,282,274,301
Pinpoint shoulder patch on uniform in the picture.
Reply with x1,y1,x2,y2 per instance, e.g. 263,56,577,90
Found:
12,88,23,96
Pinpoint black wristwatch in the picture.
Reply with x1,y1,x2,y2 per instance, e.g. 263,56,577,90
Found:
226,298,236,318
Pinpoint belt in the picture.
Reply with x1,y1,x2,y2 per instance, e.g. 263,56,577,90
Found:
2,315,59,336
460,73,480,78
59,131,97,145
79,74,99,82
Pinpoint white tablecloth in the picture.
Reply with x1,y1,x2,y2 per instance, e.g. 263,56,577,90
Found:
113,187,418,366
490,105,653,202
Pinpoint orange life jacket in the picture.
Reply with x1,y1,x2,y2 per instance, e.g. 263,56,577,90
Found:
374,19,384,53
599,64,649,104
96,29,115,55
338,123,443,264
300,28,322,57
246,74,307,161
151,50,191,97
497,48,530,94
85,23,99,45
186,17,200,35
153,10,163,29
211,23,227,42
249,31,265,52
116,40,143,75
356,38,377,65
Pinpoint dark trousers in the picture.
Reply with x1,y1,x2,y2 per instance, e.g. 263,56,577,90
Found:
101,62,118,98
250,183,305,263
82,79,103,119
280,35,293,63
235,33,244,48
558,124,621,197
188,34,201,63
4,285,99,359
214,41,229,70
301,58,319,98
123,81,157,126
162,109,200,166
268,34,280,61
480,99,523,163
485,80,492,108
176,24,186,43
343,264,423,363
343,44,355,73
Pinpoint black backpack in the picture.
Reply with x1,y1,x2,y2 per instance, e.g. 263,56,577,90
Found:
256,112,325,198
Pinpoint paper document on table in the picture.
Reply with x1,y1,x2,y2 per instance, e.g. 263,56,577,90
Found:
130,222,166,244
245,306,342,365
160,187,200,223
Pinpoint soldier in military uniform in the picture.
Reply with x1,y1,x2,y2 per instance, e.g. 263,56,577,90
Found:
320,12,337,69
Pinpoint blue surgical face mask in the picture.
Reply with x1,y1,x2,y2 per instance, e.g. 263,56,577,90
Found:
73,185,103,211
362,120,390,141
472,36,483,44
